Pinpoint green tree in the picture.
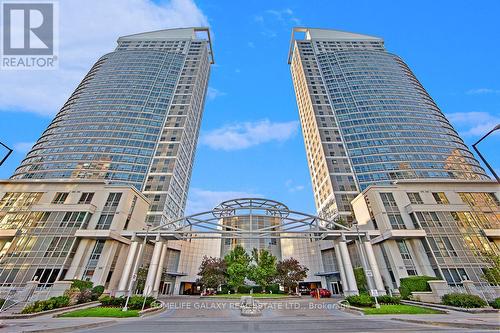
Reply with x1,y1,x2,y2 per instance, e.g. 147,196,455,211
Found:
275,257,308,294
224,245,251,293
353,267,368,293
249,248,277,292
482,252,500,285
197,256,227,289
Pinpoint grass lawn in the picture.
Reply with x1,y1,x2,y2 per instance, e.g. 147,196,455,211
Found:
207,293,290,299
363,304,443,315
59,307,140,318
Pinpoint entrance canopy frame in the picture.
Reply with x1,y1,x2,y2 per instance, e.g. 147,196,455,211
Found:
134,198,368,241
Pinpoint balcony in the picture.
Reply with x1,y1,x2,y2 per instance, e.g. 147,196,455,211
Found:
405,203,469,214
75,229,131,244
371,229,427,244
31,203,97,214
483,229,500,239
0,229,18,239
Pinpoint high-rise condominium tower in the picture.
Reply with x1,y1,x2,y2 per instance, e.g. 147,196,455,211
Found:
12,28,214,225
288,28,488,222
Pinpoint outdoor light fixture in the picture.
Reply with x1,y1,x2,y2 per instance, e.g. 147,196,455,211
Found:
0,141,13,167
472,124,500,183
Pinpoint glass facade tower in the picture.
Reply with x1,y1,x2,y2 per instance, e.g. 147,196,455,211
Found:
288,28,488,222
12,28,214,225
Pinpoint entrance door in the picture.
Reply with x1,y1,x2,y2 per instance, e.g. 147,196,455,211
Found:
162,282,172,295
330,282,341,295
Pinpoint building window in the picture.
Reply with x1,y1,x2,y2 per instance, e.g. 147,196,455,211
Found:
432,192,449,204
396,240,418,276
52,192,69,204
104,193,122,208
407,192,423,204
388,213,406,229
78,192,94,204
96,214,114,230
380,192,398,211
82,240,105,280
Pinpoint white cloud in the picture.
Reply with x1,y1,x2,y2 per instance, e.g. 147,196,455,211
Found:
200,119,299,151
0,0,208,116
186,188,261,215
466,88,500,95
254,8,300,38
285,179,304,193
13,142,35,154
247,41,255,48
446,111,500,137
264,9,300,25
207,87,226,100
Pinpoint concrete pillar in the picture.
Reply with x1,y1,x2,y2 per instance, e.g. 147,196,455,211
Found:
127,243,144,294
364,241,386,294
339,240,358,296
144,240,163,295
334,242,349,293
118,241,139,292
153,242,168,296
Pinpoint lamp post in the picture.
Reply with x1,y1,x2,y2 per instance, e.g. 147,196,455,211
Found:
472,124,500,183
0,142,13,167
352,220,380,308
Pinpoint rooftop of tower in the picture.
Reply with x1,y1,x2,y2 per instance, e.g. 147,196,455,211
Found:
117,27,214,64
287,27,384,63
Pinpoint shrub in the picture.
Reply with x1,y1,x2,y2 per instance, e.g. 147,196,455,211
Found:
442,293,488,308
98,295,126,307
20,296,69,314
345,294,374,307
91,285,105,300
127,296,155,310
71,279,93,291
64,287,81,306
489,297,500,309
377,295,401,304
77,289,93,304
399,276,438,299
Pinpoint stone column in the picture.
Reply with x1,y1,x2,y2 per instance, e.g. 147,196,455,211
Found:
153,242,168,296
364,240,386,294
127,243,144,294
117,241,139,292
334,242,349,293
339,240,358,296
144,240,163,295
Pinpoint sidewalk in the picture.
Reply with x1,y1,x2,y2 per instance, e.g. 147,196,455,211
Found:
386,309,500,330
0,312,115,333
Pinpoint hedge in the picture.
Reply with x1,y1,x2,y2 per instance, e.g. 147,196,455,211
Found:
98,295,155,310
442,293,487,308
345,294,374,307
489,297,500,309
346,294,400,307
21,296,70,314
399,276,439,299
71,279,94,291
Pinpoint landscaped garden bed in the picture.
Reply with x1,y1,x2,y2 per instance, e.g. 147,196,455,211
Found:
205,293,293,299
20,280,104,314
344,293,443,315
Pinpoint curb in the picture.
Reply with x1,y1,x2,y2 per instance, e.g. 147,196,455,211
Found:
337,300,364,316
20,319,117,333
402,300,498,314
392,318,500,330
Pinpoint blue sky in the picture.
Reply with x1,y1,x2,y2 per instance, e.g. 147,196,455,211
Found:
0,0,499,214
